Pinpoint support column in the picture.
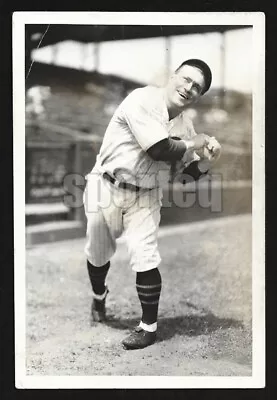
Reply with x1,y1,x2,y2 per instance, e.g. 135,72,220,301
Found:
220,31,226,109
94,42,99,72
81,43,90,70
73,141,83,221
51,43,59,65
165,36,171,79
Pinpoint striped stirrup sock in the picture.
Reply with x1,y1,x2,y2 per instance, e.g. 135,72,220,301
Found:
136,268,162,326
87,260,110,295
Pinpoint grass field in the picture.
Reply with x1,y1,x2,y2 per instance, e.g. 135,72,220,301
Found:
25,214,252,378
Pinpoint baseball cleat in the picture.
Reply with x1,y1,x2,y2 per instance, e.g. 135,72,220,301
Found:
122,326,157,350
90,287,109,324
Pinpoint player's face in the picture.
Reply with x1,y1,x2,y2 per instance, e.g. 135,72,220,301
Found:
166,65,205,109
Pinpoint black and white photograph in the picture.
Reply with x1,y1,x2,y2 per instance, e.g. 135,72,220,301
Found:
13,12,265,388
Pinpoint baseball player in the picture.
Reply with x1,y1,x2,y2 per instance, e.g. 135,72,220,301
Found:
83,59,221,349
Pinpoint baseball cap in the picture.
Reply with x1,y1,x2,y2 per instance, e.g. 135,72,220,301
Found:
176,59,212,94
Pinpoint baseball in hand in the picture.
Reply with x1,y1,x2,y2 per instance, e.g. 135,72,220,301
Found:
203,137,221,160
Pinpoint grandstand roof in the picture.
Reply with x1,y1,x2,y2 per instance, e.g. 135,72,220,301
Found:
26,25,251,50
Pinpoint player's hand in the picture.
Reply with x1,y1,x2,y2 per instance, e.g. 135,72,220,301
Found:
205,136,222,161
183,134,210,151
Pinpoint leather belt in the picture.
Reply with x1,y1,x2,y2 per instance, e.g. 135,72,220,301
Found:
103,172,142,192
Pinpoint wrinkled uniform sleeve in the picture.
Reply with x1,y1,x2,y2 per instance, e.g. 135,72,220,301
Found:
180,116,200,166
174,116,209,183
171,116,199,176
119,89,169,151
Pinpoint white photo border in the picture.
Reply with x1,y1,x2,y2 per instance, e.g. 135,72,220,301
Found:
13,11,265,389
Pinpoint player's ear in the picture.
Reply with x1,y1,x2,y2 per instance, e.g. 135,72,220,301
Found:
193,91,203,102
170,71,177,80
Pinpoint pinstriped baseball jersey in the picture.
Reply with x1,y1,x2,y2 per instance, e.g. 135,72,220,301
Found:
91,85,200,189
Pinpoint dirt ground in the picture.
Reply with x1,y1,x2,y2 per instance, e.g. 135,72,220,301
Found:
26,214,252,377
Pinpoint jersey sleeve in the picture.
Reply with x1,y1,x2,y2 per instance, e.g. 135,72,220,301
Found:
119,88,169,151
182,114,197,140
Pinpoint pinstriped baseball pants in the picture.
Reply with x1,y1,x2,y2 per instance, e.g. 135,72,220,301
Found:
83,172,163,272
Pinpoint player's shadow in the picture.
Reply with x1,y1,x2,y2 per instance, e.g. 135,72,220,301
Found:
104,309,244,343
155,313,243,343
